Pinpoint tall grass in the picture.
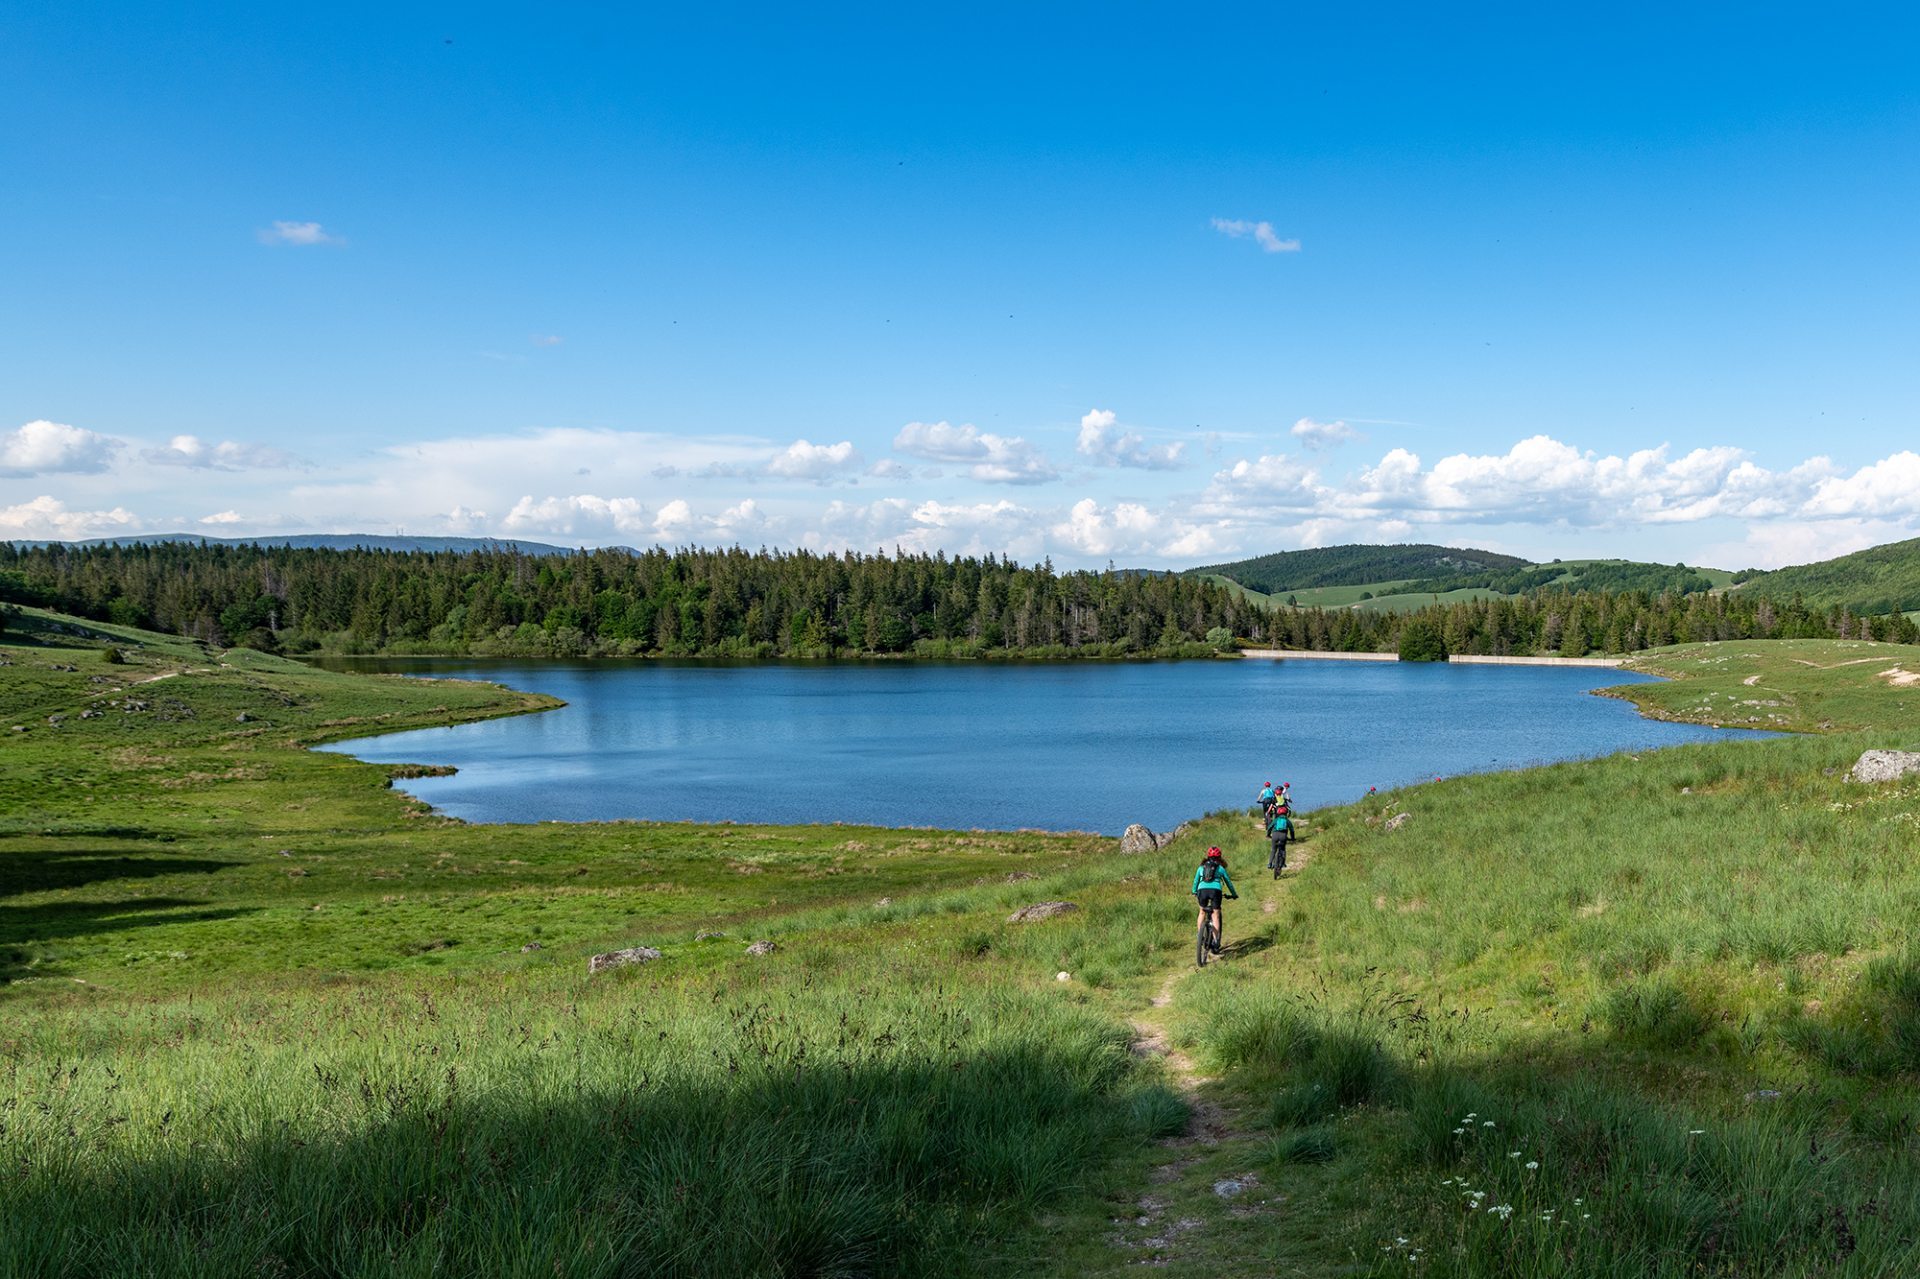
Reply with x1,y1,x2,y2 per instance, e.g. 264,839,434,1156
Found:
1,951,1185,1277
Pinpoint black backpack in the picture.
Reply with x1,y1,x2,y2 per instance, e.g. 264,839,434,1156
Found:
1201,857,1221,883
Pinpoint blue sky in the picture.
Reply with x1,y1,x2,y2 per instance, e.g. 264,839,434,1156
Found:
5,2,1918,568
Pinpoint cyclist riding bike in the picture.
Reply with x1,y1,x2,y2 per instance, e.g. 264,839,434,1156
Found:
1257,782,1277,819
1267,810,1291,872
1192,847,1239,954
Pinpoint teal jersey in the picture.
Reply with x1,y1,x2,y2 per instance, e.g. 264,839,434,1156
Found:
1269,815,1291,836
1192,864,1237,895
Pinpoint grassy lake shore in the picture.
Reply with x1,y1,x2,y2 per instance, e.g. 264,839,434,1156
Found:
4,607,1919,1276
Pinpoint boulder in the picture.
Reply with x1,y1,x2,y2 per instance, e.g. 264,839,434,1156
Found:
520,942,543,953
1847,750,1920,784
1120,824,1158,854
1008,901,1079,924
1154,822,1195,849
745,940,778,957
1384,812,1411,832
587,946,660,974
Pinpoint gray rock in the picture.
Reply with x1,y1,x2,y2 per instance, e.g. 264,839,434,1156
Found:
1008,901,1079,924
1847,750,1920,784
694,930,727,941
520,942,543,952
1384,812,1411,832
1120,823,1159,854
1002,871,1037,883
745,939,778,957
587,946,660,974
1153,821,1195,849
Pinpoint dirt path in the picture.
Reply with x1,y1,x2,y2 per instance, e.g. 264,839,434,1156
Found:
1098,829,1312,1273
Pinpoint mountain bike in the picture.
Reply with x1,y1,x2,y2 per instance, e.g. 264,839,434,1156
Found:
1269,837,1287,878
1196,909,1223,967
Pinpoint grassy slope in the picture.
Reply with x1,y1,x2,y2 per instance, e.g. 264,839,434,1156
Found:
1140,639,1920,1277
1741,535,1920,613
0,607,1223,1276
1204,558,1736,615
9,608,1920,1276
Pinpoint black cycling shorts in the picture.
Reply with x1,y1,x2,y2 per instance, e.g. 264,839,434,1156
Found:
1195,888,1223,910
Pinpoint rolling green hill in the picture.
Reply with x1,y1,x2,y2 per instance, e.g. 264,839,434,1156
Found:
1740,535,1920,615
1186,543,1527,595
1189,545,1731,614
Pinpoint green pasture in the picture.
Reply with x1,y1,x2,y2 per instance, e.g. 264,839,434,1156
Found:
6,611,1920,1276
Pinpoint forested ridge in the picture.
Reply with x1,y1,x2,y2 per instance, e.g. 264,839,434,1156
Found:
0,542,1263,658
2,541,1914,658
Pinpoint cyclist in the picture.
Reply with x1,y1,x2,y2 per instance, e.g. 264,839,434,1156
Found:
1267,808,1291,873
1192,846,1239,954
1257,781,1277,818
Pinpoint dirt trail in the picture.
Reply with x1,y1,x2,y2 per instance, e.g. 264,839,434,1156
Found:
1099,827,1312,1272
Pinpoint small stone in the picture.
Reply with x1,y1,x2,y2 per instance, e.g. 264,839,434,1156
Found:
1056,971,1071,982
1213,1176,1257,1197
520,942,543,952
587,946,660,974
235,712,252,723
694,930,727,941
875,896,892,907
1008,901,1078,924
745,939,778,957
1003,871,1037,883
1384,812,1411,832
1745,1088,1782,1102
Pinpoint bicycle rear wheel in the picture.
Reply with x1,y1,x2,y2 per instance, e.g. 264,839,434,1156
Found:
1196,920,1210,967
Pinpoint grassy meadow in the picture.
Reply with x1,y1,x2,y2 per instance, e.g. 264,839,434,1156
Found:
5,609,1920,1276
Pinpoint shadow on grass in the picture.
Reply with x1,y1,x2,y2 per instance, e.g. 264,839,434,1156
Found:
0,1040,1182,1279
0,848,238,900
0,898,254,983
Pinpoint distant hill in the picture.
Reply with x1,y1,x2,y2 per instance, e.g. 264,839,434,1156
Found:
1740,537,1920,615
10,533,601,557
1185,543,1529,595
1187,544,1734,614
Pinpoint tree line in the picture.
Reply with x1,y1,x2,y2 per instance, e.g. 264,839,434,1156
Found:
0,542,1266,658
2,541,1912,660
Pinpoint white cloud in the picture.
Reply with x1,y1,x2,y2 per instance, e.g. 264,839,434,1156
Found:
257,220,343,247
1053,498,1159,557
0,496,140,540
866,459,914,480
143,435,300,471
1076,409,1186,471
502,494,651,538
1289,417,1359,451
892,420,1058,484
199,510,244,525
1803,451,1920,518
1,420,121,477
1211,218,1300,254
764,438,864,481
531,334,563,347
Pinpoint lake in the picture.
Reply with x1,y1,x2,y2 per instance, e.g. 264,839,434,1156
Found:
312,657,1759,833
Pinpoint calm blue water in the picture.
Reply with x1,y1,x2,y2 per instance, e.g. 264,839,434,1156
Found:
314,658,1755,833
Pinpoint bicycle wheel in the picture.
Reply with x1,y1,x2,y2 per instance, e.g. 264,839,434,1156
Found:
1196,920,1209,967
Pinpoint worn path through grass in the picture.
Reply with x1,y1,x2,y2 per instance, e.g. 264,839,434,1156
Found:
1064,824,1361,1278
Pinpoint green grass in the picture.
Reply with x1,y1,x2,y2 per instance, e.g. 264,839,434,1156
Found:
11,609,1920,1276
1159,641,1920,1276
1,607,1241,1274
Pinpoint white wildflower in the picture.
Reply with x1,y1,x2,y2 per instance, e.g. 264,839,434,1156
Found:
1525,1160,1539,1170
